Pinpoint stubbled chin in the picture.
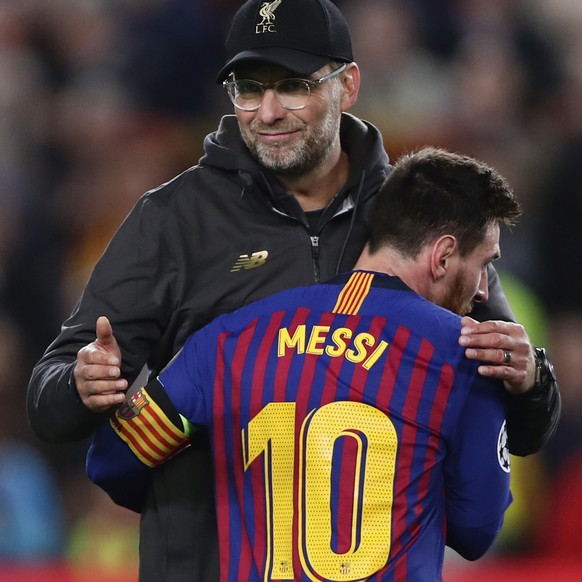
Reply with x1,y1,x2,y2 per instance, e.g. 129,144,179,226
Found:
255,142,307,174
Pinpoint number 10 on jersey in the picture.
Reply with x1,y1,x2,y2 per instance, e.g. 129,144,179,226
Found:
242,401,398,581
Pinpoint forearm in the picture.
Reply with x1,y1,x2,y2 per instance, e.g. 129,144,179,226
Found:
87,419,153,513
27,202,172,443
27,359,107,443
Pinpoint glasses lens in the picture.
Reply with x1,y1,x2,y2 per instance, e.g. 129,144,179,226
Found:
276,79,311,110
228,80,263,110
225,78,312,111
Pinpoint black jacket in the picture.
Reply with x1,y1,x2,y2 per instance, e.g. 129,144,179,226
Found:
27,114,559,581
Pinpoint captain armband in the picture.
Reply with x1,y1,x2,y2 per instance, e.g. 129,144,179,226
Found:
109,384,191,468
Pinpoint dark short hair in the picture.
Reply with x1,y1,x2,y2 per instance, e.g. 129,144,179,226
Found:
368,147,522,257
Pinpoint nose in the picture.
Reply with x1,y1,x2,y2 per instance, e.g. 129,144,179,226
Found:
256,88,287,123
473,267,489,303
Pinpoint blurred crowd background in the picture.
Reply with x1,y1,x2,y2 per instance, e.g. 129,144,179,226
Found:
1,0,581,580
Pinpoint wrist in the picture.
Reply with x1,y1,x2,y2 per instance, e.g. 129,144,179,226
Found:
520,347,556,398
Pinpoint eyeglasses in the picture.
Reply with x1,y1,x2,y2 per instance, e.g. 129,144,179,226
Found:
223,63,347,111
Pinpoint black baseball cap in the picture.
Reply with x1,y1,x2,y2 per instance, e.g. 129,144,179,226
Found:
216,0,353,83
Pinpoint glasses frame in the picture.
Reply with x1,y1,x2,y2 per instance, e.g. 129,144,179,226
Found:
223,63,348,111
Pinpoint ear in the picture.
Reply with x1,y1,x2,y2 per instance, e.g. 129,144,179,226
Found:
429,235,458,280
340,62,360,111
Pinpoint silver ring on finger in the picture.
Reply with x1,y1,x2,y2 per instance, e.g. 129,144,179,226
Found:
503,349,512,365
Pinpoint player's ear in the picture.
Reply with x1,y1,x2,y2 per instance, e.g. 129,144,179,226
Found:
430,235,457,280
340,62,360,111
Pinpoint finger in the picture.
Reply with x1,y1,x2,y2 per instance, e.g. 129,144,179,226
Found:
77,376,127,403
461,319,518,337
78,362,125,382
96,316,115,347
475,363,529,394
77,342,121,368
82,378,128,394
84,391,127,413
464,347,514,365
93,378,128,393
476,364,522,383
460,316,478,329
476,363,513,377
76,373,128,408
459,331,508,350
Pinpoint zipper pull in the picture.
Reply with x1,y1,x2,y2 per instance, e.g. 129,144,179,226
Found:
310,236,319,257
310,236,321,282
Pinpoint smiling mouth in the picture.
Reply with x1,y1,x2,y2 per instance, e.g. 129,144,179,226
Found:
258,129,299,139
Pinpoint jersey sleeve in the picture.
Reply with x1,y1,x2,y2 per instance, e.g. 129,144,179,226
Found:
86,379,191,512
157,327,211,425
443,373,512,559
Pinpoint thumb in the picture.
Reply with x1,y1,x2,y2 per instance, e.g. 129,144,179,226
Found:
96,316,115,347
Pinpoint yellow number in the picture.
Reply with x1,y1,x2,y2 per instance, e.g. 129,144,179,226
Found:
242,402,398,581
242,403,296,580
299,402,396,580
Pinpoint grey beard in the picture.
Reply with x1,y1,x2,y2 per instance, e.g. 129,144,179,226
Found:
239,92,342,178
253,132,338,178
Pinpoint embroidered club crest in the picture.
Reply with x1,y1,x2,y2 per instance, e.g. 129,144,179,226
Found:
257,0,282,32
118,389,150,420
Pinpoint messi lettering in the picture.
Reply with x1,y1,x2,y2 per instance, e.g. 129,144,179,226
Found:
277,324,389,370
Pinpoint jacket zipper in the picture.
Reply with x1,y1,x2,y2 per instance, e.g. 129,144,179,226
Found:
310,235,321,282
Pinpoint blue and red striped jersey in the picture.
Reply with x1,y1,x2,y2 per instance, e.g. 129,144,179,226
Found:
88,271,512,581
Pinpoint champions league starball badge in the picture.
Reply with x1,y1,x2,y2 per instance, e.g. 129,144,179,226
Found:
497,420,511,473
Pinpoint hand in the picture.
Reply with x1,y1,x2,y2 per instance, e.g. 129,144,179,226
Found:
458,316,536,395
74,316,128,412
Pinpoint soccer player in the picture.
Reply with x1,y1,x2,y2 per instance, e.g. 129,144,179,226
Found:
88,147,518,581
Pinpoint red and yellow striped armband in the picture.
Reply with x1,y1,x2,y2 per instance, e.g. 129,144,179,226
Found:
109,386,190,468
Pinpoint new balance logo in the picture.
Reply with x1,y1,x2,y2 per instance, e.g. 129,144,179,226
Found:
230,250,269,272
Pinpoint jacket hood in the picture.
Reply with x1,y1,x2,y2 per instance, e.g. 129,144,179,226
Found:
200,115,262,176
337,112,391,204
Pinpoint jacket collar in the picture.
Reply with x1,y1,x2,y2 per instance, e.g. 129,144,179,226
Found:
199,113,391,219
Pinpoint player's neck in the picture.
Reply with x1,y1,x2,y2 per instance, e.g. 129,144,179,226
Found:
354,246,426,296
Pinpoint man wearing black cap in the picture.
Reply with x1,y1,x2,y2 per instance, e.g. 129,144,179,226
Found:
27,0,560,580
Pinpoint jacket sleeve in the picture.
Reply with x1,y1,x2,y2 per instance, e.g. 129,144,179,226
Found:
506,378,561,456
86,379,191,512
27,197,176,443
468,264,561,457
